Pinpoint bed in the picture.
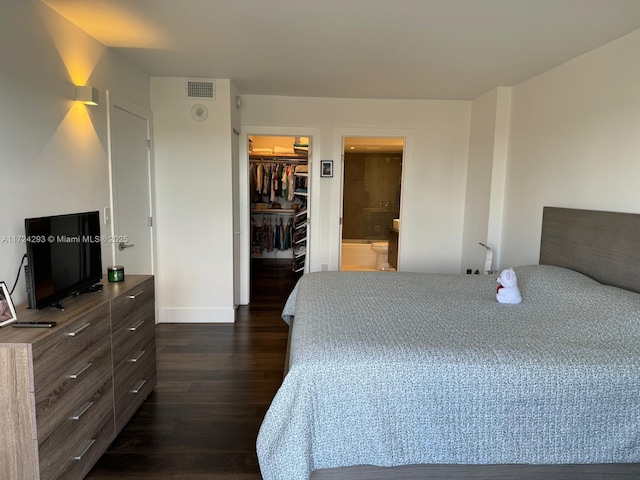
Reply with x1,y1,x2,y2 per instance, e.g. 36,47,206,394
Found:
256,207,640,480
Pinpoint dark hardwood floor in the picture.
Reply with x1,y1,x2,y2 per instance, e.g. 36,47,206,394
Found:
86,259,297,480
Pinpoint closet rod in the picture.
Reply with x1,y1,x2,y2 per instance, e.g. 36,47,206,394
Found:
249,157,308,164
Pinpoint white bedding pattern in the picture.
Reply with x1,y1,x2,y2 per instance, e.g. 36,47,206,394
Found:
257,266,640,480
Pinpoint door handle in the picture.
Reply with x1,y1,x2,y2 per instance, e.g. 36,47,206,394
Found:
119,242,135,251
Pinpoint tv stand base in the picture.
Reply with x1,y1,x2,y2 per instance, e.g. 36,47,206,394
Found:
77,283,104,295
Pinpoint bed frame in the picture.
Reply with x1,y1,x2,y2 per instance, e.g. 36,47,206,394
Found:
305,207,640,480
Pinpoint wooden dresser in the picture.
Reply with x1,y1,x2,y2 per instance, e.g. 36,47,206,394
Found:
0,275,155,480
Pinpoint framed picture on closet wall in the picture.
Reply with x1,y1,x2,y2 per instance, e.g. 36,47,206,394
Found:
321,160,333,178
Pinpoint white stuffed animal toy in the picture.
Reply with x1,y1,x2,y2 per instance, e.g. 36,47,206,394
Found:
496,268,522,304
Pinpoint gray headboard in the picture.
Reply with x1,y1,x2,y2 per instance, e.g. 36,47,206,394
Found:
540,207,640,293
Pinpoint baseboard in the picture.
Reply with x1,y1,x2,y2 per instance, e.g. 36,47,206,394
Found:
157,307,235,323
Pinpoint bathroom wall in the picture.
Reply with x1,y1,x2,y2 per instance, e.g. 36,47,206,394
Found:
342,152,402,240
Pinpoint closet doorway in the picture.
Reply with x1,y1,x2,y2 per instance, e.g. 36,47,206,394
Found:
340,137,404,271
245,134,310,300
239,127,320,305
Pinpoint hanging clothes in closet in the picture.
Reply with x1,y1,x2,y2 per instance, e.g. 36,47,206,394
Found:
251,213,293,254
251,161,304,207
249,155,307,274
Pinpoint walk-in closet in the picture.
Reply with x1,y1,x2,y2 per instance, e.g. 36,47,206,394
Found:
248,135,310,276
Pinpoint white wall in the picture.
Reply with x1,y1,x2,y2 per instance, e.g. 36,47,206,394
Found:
461,87,511,273
500,29,640,268
151,78,236,322
240,96,471,274
0,0,149,307
461,89,498,272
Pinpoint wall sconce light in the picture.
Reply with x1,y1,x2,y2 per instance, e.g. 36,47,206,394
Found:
75,85,99,106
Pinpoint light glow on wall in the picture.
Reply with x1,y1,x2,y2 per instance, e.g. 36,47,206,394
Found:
35,2,105,166
39,0,105,86
44,102,103,165
42,0,171,49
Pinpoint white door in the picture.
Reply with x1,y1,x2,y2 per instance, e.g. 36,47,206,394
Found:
109,98,154,274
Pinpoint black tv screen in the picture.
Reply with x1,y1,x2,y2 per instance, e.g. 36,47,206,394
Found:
25,211,103,310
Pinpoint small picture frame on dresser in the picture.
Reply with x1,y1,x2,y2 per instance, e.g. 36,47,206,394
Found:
0,281,17,327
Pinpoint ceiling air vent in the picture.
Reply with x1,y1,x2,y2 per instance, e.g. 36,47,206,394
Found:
186,79,215,100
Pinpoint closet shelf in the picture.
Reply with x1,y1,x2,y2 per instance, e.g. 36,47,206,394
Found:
250,154,307,161
251,209,295,214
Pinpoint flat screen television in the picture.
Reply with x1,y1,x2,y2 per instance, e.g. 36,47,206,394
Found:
25,211,103,310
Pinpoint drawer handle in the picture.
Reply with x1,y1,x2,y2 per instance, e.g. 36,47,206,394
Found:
128,320,145,331
130,350,146,363
72,438,96,461
69,363,92,379
128,290,144,299
71,401,94,421
131,379,147,394
67,323,91,337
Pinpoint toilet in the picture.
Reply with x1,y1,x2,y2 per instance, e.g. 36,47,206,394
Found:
371,242,390,270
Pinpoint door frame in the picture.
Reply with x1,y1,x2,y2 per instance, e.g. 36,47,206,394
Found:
106,91,157,275
238,125,321,305
333,127,414,272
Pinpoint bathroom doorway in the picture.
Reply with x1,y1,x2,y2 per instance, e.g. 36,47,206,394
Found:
340,137,403,271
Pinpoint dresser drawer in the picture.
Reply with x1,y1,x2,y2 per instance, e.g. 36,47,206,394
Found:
37,377,114,480
55,412,114,480
35,335,112,441
114,339,156,433
111,279,154,337
111,309,155,369
113,337,156,402
40,411,114,480
32,303,111,393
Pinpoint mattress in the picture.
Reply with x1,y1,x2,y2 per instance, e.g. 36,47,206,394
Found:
257,265,640,480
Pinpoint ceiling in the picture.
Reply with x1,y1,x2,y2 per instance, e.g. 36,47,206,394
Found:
344,137,404,153
42,0,640,100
